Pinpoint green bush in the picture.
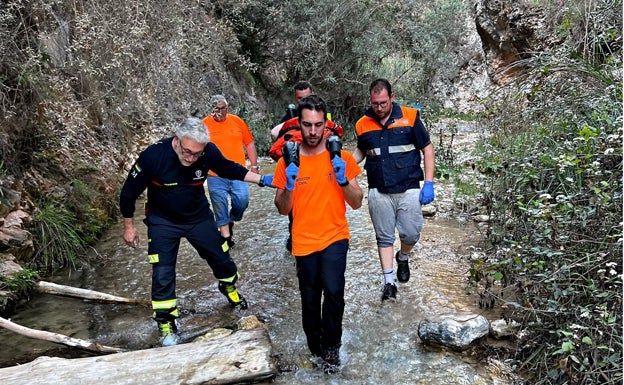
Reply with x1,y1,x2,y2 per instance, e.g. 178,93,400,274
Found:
28,203,87,272
472,46,622,385
0,269,38,297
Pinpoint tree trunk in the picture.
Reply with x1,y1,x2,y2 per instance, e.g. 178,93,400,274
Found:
0,328,276,385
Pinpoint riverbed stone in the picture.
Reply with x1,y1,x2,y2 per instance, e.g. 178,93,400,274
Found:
421,204,437,217
0,254,23,277
417,313,490,351
490,318,521,339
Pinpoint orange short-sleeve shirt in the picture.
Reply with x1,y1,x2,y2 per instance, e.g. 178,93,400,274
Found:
273,149,361,256
203,114,254,176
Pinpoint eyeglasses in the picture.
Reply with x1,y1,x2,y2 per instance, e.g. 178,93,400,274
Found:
213,106,227,111
177,140,204,158
371,100,389,109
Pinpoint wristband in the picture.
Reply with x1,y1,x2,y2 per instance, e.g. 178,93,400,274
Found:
251,165,259,170
258,175,265,187
339,180,349,187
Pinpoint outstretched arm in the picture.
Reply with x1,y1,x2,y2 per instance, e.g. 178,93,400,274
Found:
245,141,259,173
352,147,365,163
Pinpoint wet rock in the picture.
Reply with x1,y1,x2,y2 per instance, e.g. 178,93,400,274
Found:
417,313,489,351
490,319,521,339
238,315,268,331
0,254,23,277
421,204,437,217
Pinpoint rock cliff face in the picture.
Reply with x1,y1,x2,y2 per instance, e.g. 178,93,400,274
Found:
427,1,561,112
0,179,33,316
428,5,491,112
472,0,564,83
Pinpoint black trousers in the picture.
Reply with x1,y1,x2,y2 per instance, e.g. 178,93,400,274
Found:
295,239,349,355
146,214,238,317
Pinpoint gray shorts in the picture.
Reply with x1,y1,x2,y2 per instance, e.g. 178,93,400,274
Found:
368,188,423,248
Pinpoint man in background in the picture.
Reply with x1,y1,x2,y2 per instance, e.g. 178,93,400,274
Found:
278,80,313,124
353,78,436,302
203,95,259,248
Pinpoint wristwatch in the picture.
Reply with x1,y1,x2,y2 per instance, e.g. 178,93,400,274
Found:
251,165,259,170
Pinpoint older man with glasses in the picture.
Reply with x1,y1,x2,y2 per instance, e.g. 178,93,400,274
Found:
353,78,436,302
119,117,273,347
202,95,259,249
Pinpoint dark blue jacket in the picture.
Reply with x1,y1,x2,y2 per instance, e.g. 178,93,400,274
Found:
119,137,248,223
355,103,431,193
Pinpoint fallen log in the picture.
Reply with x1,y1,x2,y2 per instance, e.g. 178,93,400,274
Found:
35,281,150,305
0,316,126,353
0,328,277,385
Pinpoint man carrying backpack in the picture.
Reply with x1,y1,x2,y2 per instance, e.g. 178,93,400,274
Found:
269,88,343,252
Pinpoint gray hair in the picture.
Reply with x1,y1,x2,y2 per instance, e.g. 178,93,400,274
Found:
210,94,228,106
176,117,210,143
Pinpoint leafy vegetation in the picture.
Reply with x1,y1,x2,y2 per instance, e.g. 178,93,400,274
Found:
0,268,38,316
28,203,87,271
470,2,623,382
214,0,469,123
0,269,38,298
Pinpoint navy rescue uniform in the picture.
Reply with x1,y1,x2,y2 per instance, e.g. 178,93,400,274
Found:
355,103,431,193
119,137,248,320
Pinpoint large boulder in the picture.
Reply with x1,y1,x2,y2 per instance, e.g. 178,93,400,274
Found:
418,313,490,351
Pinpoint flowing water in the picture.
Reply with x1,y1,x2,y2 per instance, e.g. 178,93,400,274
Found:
0,158,513,384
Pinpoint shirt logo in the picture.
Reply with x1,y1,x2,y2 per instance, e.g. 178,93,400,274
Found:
193,169,204,180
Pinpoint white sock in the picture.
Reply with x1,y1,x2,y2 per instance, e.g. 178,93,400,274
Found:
383,268,394,284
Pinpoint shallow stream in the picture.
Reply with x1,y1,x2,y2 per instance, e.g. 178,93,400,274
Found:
0,156,513,384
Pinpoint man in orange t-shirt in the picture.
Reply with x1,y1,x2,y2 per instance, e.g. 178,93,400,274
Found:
202,95,259,248
273,94,363,373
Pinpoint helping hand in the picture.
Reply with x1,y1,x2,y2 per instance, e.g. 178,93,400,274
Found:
285,163,299,191
419,181,435,205
331,156,348,186
259,174,275,188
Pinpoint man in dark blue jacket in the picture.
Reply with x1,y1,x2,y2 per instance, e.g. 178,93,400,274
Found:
119,117,273,346
354,79,436,302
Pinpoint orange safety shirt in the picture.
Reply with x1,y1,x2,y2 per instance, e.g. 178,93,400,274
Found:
272,149,361,256
202,114,254,176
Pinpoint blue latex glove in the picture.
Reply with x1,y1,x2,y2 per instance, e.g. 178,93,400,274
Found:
419,181,435,205
285,163,299,191
259,175,274,188
331,156,348,186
